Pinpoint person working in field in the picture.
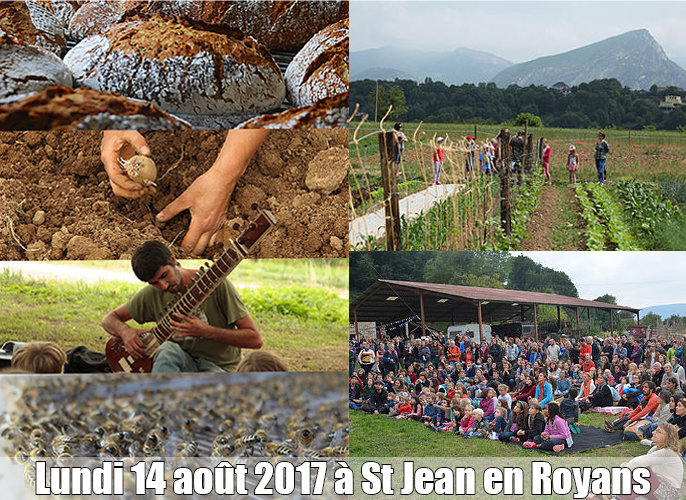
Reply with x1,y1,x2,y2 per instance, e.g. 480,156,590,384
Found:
541,139,552,185
102,240,262,373
594,131,610,186
567,145,580,185
432,137,444,185
509,131,525,185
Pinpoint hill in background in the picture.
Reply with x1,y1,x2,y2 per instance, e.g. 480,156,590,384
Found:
350,46,512,85
491,29,686,90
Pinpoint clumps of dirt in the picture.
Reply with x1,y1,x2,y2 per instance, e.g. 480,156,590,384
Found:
0,129,347,260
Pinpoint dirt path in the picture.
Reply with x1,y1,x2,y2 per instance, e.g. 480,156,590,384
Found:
520,184,558,250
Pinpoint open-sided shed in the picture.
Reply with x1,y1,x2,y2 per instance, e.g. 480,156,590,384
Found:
350,280,641,339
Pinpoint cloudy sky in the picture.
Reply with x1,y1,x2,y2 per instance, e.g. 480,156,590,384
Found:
515,252,686,309
351,1,686,67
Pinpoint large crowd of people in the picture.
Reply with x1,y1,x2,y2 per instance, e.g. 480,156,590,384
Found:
350,330,685,494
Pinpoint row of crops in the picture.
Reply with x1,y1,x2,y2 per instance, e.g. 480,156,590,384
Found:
575,180,686,251
353,172,544,251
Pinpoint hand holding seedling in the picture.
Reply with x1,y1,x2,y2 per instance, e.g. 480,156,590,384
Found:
101,131,155,198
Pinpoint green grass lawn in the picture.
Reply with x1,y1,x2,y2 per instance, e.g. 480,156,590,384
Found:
0,259,348,372
351,409,645,458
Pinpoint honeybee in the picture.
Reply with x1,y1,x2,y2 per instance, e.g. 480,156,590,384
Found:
321,446,348,457
299,448,324,459
257,413,277,431
234,430,268,448
210,444,235,458
79,434,101,456
263,442,296,458
212,435,232,448
173,441,198,458
288,428,315,448
218,418,235,434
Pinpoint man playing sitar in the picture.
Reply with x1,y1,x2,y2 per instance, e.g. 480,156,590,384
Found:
102,240,262,373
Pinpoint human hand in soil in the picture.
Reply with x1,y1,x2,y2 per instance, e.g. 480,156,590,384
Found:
156,130,270,255
101,130,154,198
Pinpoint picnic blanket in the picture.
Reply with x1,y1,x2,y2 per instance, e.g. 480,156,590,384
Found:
587,406,628,415
510,425,624,454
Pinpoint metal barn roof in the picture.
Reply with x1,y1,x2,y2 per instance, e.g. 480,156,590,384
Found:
350,280,640,324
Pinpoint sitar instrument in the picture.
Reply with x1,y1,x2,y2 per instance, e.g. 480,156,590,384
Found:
106,210,276,373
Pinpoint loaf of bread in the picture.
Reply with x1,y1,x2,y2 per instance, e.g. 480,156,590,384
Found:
0,0,69,55
69,1,348,52
284,18,348,108
0,33,73,100
68,0,233,41
236,92,349,129
0,86,190,130
220,0,349,52
63,17,286,115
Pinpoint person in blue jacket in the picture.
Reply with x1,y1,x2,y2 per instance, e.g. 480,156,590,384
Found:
535,371,554,408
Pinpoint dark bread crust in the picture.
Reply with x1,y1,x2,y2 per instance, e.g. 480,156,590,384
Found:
0,86,188,130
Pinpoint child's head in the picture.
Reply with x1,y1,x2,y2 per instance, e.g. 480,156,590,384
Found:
236,351,288,372
498,384,508,395
529,401,541,414
568,387,579,399
11,342,67,373
659,390,672,406
472,408,484,420
496,407,507,418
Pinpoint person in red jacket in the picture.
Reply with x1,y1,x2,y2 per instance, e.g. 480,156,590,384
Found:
605,381,659,431
541,138,552,185
432,137,445,185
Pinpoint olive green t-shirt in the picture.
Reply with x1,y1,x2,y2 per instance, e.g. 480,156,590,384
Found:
125,279,249,372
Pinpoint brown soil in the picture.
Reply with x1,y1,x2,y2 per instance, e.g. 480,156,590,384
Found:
520,184,557,251
0,129,348,260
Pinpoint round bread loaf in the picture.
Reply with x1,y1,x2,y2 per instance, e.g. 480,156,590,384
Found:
0,35,73,100
0,86,190,130
220,0,348,52
68,0,139,41
0,1,68,55
63,17,286,115
284,18,348,108
236,92,348,129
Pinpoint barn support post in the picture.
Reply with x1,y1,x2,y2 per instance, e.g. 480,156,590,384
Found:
420,291,426,336
557,306,561,332
533,304,538,341
637,311,641,325
354,309,359,337
587,307,591,335
610,309,614,335
379,131,401,250
520,305,525,322
478,302,483,340
576,307,580,334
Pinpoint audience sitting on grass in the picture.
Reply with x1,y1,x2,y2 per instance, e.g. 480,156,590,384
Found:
350,331,686,458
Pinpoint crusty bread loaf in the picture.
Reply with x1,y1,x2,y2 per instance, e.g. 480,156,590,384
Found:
284,18,348,108
0,85,190,130
236,92,349,129
69,1,348,52
0,33,73,100
0,0,68,55
63,17,286,115
220,0,349,52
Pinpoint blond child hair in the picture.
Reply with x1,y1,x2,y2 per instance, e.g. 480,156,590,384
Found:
236,351,288,372
11,342,67,373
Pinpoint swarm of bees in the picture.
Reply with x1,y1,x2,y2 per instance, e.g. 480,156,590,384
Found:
0,372,348,498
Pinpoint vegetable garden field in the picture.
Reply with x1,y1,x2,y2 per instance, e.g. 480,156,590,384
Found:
349,121,686,251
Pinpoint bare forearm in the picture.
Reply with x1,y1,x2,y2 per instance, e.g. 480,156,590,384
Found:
211,130,270,185
102,311,136,338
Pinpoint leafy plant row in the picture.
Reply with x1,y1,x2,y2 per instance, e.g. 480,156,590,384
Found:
492,170,545,250
575,185,606,251
612,180,679,235
584,183,638,250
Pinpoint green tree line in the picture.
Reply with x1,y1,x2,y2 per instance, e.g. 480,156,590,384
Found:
351,78,686,131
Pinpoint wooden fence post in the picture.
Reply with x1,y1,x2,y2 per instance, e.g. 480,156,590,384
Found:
499,128,511,235
379,131,401,250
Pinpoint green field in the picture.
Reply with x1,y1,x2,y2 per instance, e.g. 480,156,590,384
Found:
350,121,686,251
351,409,644,458
0,259,348,372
